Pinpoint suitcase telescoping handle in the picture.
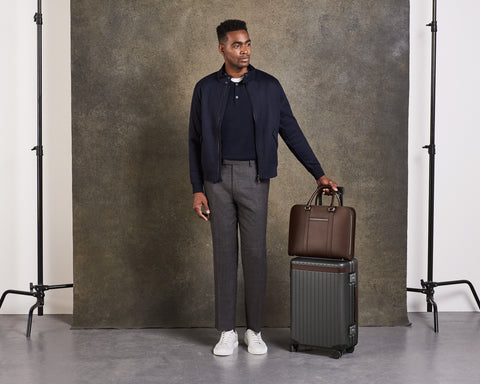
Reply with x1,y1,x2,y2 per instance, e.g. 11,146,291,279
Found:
306,185,344,209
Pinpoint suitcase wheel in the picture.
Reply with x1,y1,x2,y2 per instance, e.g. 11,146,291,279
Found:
346,346,355,354
330,350,343,359
290,343,299,352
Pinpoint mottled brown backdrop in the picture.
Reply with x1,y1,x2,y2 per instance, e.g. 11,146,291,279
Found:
71,0,410,327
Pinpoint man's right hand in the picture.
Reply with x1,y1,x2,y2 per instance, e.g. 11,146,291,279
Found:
193,192,210,221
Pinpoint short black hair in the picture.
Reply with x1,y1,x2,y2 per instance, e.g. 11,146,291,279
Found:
216,19,248,43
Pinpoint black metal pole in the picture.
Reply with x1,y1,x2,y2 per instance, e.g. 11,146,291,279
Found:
425,0,438,313
34,0,44,317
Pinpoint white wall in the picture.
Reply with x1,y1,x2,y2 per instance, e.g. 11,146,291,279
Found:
408,0,480,311
0,1,72,314
1,1,479,314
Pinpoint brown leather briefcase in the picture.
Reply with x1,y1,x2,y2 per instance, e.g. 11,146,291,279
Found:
288,186,356,260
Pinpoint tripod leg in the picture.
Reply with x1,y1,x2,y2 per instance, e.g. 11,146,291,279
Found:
465,281,480,310
27,300,42,338
0,289,36,310
434,280,480,310
422,281,439,332
0,290,11,309
0,291,8,308
426,295,439,333
433,301,439,333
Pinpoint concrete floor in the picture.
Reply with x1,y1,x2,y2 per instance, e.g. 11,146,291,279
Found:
0,313,479,384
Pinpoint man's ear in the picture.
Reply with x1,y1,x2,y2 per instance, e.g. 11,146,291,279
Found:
218,44,225,56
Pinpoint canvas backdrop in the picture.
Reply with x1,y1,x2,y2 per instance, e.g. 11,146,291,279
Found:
71,0,410,328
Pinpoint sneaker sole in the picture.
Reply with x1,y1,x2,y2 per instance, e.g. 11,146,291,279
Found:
246,346,268,355
213,341,239,356
244,336,267,355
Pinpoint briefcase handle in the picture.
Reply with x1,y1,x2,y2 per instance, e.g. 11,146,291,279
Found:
307,185,344,209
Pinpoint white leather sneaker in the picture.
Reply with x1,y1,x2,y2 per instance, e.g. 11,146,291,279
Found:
213,330,238,356
244,329,268,355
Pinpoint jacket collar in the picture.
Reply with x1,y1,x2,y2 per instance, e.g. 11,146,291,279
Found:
217,64,256,83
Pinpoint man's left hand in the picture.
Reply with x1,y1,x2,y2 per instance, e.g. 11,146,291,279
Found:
316,175,338,192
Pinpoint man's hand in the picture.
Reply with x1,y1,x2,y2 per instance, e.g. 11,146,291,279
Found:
316,175,338,193
193,192,210,221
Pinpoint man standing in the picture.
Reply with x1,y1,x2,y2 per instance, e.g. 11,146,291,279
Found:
189,19,337,356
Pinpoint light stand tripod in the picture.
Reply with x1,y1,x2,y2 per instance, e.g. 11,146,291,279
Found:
406,0,480,332
0,0,73,338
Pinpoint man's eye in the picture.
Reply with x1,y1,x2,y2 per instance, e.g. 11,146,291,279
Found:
233,44,239,48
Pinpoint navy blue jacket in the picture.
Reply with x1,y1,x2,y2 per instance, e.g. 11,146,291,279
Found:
189,65,325,193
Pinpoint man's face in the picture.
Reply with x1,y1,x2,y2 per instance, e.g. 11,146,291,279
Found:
219,30,251,73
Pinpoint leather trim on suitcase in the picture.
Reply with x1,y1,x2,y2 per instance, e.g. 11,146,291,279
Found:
291,264,352,274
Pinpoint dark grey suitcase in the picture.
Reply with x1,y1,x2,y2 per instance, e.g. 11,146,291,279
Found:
290,256,358,358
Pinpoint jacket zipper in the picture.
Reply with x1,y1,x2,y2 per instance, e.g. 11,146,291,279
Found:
245,83,260,182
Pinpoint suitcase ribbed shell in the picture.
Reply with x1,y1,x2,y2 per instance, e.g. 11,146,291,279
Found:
290,257,358,355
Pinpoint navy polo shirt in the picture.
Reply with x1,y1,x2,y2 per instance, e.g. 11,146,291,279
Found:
221,78,256,161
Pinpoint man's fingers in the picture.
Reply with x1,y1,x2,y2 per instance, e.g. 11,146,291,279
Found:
317,176,338,193
203,202,210,213
193,205,209,221
193,192,210,221
196,210,209,221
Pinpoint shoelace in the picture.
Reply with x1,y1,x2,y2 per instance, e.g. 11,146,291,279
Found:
249,331,263,344
219,331,236,344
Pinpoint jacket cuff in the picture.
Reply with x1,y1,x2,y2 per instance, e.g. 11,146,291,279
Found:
192,183,204,194
312,167,325,181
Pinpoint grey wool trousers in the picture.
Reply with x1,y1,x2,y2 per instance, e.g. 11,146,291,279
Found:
204,160,270,332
